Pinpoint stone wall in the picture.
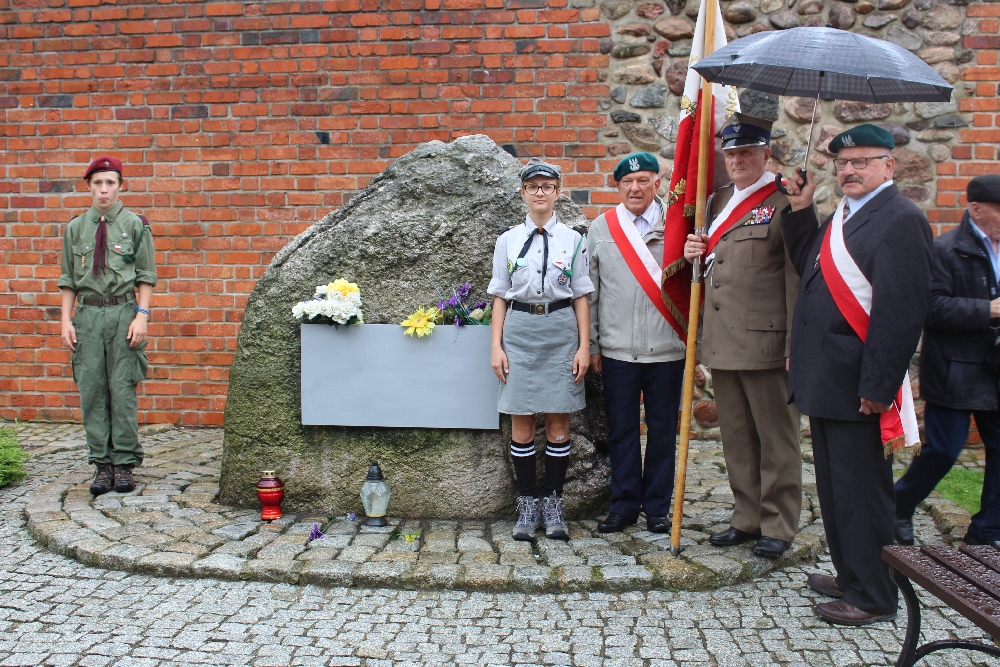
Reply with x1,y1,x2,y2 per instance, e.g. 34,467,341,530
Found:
595,0,974,217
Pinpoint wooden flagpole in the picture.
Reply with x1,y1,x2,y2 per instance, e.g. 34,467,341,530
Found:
670,0,719,558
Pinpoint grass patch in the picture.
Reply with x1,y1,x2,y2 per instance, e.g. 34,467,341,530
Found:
936,466,984,516
0,425,27,488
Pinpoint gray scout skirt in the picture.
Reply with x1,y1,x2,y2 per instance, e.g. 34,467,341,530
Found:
497,306,586,415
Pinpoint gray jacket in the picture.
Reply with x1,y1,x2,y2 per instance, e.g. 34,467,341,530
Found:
587,197,686,363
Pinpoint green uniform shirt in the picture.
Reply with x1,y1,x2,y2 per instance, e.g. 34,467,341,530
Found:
58,201,157,298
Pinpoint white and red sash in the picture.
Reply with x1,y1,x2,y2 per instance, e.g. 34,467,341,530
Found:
606,204,684,338
819,197,920,455
705,172,778,254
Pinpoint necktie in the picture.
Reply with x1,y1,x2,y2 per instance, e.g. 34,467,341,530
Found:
843,201,852,221
93,215,107,276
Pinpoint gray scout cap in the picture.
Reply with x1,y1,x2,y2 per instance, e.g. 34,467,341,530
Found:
519,157,562,182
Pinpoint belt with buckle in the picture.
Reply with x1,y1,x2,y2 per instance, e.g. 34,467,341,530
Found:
82,295,133,307
510,299,572,315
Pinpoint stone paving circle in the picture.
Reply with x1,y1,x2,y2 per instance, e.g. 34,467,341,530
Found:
20,424,834,592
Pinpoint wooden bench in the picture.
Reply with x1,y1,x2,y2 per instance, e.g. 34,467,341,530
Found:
883,545,1000,667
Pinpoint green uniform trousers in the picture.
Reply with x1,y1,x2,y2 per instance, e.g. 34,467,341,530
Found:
71,301,149,466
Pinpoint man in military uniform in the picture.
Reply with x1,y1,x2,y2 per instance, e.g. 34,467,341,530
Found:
59,156,156,496
783,125,932,625
683,114,802,559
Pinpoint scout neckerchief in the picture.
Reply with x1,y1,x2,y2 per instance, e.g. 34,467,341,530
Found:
508,225,548,281
605,204,684,338
705,171,778,255
819,196,920,457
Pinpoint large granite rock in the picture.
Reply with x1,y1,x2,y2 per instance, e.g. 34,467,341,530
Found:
221,135,612,519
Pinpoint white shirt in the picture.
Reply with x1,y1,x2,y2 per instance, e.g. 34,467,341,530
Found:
621,201,659,238
488,214,595,303
845,179,895,218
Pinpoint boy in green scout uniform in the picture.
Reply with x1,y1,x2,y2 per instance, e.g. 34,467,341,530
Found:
58,156,156,496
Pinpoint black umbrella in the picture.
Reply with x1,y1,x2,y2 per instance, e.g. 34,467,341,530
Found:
691,26,954,190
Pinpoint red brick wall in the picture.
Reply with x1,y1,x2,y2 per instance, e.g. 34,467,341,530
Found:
0,0,612,425
929,3,1000,231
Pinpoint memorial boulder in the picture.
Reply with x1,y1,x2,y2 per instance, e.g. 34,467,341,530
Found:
221,135,612,519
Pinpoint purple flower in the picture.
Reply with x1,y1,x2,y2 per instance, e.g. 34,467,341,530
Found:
474,301,487,310
437,300,447,311
347,512,356,522
454,317,466,327
309,523,325,541
456,282,472,298
447,294,460,307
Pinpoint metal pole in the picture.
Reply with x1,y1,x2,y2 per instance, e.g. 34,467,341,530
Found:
670,0,718,558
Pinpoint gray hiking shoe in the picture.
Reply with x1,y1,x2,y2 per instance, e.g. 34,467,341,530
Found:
541,493,569,540
512,496,540,541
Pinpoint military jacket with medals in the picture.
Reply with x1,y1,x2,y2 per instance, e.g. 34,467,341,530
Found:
700,183,798,370
58,201,157,299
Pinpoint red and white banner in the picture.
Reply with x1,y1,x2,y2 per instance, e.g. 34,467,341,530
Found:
606,205,678,330
819,197,921,455
661,0,739,337
705,171,777,254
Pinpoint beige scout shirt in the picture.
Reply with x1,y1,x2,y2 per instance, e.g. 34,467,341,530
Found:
58,201,157,299
588,196,686,364
700,184,798,371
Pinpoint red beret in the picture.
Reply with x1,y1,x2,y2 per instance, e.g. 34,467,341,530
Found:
83,156,123,181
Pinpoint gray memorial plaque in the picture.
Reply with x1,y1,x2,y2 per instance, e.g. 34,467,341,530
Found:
300,323,500,429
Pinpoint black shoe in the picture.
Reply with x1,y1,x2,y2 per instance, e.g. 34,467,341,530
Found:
963,532,1000,547
598,512,638,533
646,515,670,533
114,464,136,493
753,536,789,559
895,517,914,546
708,526,761,547
90,464,114,496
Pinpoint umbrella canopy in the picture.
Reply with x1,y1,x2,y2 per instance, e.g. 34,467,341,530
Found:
692,27,953,103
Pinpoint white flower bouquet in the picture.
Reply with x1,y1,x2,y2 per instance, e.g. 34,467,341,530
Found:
293,279,364,328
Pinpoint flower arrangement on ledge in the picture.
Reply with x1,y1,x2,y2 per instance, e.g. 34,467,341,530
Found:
292,279,364,327
401,282,492,337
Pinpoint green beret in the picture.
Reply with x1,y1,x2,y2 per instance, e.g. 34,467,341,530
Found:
828,124,895,153
613,152,660,182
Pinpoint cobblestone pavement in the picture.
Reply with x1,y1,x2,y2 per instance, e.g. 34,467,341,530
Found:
19,425,825,592
1,423,996,667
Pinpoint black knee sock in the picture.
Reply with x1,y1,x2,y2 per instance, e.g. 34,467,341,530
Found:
510,440,537,497
544,439,571,496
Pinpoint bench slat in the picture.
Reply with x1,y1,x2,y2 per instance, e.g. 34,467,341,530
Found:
961,545,1000,575
883,546,1000,639
924,545,1000,600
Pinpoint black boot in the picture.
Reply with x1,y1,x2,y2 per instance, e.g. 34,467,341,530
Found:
114,464,136,493
90,464,114,496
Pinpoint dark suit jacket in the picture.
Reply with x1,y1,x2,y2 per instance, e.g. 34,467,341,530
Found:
783,183,932,422
920,211,1000,411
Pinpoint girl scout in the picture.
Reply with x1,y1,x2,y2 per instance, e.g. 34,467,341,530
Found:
487,158,594,541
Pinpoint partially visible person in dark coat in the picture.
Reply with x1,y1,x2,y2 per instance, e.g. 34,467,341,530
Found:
895,173,1000,547
781,124,932,627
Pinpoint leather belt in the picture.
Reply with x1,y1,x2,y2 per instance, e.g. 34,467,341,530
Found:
510,299,572,315
82,295,133,307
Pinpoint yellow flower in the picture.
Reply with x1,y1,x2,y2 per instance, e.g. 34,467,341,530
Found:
401,307,440,337
328,279,360,298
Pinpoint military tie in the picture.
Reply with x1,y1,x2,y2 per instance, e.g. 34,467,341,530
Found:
93,215,108,276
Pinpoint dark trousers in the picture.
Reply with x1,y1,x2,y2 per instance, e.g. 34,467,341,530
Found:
811,416,897,616
895,402,1000,541
601,356,684,517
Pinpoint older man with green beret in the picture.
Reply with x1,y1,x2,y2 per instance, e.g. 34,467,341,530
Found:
783,124,932,626
588,152,686,533
59,156,157,497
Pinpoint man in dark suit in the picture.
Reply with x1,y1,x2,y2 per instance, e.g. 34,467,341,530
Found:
895,174,1000,547
781,124,932,626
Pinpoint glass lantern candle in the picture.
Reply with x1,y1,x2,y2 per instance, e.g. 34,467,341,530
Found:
360,461,391,527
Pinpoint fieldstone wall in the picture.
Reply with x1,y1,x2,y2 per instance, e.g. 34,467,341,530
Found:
592,0,973,217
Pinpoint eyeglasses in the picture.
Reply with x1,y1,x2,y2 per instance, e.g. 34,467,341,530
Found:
833,156,891,171
619,177,653,188
523,183,558,195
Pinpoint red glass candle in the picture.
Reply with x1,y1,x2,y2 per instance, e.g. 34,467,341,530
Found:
256,470,284,521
